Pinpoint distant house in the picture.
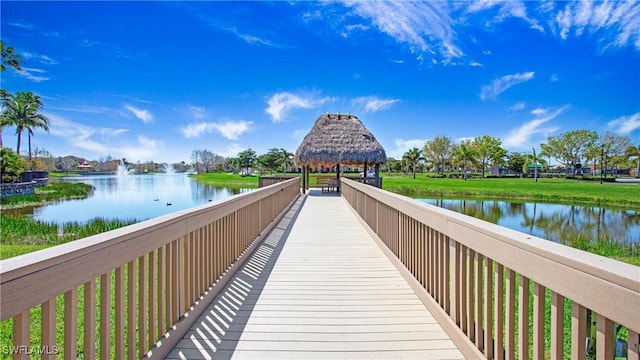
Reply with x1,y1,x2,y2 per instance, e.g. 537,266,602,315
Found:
77,161,94,171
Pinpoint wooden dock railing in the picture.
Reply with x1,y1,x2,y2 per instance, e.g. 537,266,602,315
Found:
1,178,300,359
341,178,640,360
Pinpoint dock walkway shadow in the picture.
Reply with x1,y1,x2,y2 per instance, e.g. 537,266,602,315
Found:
166,195,307,360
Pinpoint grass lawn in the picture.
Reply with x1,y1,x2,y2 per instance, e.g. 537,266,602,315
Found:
188,172,640,209
189,172,260,188
381,174,640,209
0,182,94,209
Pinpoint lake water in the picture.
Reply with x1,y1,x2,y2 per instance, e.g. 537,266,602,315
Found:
13,174,252,224
10,175,639,245
418,198,640,244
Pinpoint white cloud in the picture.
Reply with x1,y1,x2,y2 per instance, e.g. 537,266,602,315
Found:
344,23,370,36
215,121,252,140
334,0,638,67
17,67,50,82
470,61,484,67
503,105,568,149
551,1,640,50
351,96,400,113
466,0,542,32
341,1,462,61
302,10,323,23
480,71,535,101
388,138,428,159
124,105,153,124
219,144,245,158
530,107,548,116
21,52,57,65
510,102,526,111
181,120,252,140
46,112,129,153
187,105,207,120
49,105,111,114
265,92,329,122
7,21,33,30
227,27,275,46
43,112,161,162
550,74,559,82
607,112,640,135
119,136,161,161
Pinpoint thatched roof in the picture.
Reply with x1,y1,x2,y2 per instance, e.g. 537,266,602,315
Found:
294,113,387,166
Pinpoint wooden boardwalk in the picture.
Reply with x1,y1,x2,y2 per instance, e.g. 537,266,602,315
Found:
167,190,465,360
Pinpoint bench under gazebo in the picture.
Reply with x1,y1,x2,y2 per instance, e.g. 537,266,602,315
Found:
294,113,387,193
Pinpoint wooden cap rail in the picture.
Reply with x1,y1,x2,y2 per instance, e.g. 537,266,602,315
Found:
1,177,300,359
341,178,640,359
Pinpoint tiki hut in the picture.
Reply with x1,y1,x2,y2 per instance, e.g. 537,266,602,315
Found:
294,113,386,191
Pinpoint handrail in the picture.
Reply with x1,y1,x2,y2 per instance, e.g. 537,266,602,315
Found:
1,177,300,359
341,178,640,359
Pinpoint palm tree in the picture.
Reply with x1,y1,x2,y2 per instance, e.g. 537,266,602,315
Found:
539,145,553,172
1,91,49,158
626,144,640,178
403,147,422,179
0,89,11,148
1,40,22,72
452,142,478,180
525,148,547,182
280,148,293,174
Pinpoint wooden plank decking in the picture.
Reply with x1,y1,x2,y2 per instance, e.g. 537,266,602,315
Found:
166,190,464,360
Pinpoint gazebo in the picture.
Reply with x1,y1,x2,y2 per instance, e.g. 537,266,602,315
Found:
294,113,387,193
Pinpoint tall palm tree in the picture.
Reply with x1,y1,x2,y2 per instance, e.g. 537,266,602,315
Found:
539,145,553,171
525,148,546,182
1,91,49,158
403,147,422,179
280,148,293,174
0,89,11,148
1,40,22,72
626,144,640,178
26,113,50,163
452,142,478,180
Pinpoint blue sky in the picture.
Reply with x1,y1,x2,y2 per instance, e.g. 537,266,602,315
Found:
1,1,639,164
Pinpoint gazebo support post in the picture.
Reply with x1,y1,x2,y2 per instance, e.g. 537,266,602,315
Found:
364,161,368,184
301,166,306,194
336,163,341,192
305,165,310,192
375,163,381,188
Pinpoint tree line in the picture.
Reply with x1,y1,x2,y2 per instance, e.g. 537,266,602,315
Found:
396,132,639,180
191,148,294,175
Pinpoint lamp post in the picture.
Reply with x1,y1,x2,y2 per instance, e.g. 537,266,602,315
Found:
600,144,604,184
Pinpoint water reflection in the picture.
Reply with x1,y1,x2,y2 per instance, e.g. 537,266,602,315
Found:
14,174,252,225
418,199,640,244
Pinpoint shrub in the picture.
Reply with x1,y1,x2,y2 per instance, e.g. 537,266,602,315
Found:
0,148,26,183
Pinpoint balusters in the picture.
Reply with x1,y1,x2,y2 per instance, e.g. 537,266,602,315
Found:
571,302,587,359
41,299,56,360
64,289,77,360
550,291,564,360
533,283,545,359
84,279,97,359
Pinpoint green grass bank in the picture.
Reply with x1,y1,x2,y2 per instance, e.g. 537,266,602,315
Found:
381,174,640,209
